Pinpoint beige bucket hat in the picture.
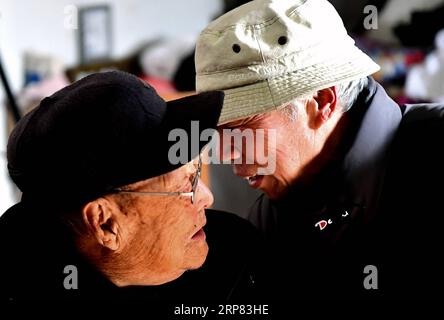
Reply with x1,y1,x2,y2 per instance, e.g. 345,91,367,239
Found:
196,0,380,125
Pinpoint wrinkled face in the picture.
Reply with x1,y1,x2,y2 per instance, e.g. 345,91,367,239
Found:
114,157,212,284
220,101,317,199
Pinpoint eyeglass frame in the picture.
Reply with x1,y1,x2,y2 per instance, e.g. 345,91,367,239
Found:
111,155,202,204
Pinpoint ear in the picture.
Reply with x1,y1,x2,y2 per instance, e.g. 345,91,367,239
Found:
309,87,338,129
81,198,122,251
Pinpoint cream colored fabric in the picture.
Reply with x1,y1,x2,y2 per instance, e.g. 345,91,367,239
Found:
196,0,380,124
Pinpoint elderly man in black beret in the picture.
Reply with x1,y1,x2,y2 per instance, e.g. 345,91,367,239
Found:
0,71,262,301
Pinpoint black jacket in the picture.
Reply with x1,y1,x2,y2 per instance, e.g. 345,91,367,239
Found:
249,78,444,299
0,204,263,302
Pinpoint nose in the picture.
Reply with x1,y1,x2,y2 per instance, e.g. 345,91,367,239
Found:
221,145,241,162
218,129,241,162
195,180,214,209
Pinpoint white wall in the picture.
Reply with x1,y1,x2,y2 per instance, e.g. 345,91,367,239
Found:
0,0,222,91
0,89,15,215
0,0,222,214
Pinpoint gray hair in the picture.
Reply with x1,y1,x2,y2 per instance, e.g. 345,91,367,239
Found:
335,77,368,112
280,77,368,120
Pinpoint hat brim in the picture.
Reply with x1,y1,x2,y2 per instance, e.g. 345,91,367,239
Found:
165,91,224,135
218,49,380,125
105,90,224,195
147,91,224,176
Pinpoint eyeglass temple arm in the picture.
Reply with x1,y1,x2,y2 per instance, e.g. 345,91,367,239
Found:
115,191,194,197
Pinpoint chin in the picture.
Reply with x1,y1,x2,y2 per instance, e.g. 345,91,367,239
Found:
263,186,287,200
186,243,209,270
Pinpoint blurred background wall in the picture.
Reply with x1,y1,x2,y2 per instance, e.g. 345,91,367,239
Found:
0,0,222,93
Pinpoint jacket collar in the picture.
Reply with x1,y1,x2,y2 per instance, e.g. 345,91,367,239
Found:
340,77,402,217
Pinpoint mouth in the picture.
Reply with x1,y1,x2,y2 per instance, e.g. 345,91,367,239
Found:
191,228,206,240
243,174,264,189
191,218,207,240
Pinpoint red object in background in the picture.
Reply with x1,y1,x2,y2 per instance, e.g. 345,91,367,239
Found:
395,95,430,105
404,51,425,66
139,75,177,95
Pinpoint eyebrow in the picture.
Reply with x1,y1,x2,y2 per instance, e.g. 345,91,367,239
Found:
167,160,199,188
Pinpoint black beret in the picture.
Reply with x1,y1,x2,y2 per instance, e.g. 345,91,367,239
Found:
7,71,223,210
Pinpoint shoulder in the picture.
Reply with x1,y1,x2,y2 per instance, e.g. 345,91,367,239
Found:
377,104,444,296
387,103,444,194
402,103,444,122
391,103,444,160
0,203,79,300
0,203,32,251
0,202,25,229
399,103,444,137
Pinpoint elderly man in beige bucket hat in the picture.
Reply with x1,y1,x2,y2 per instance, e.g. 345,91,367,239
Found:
196,0,444,298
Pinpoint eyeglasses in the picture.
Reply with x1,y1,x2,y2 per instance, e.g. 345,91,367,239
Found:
112,155,202,204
